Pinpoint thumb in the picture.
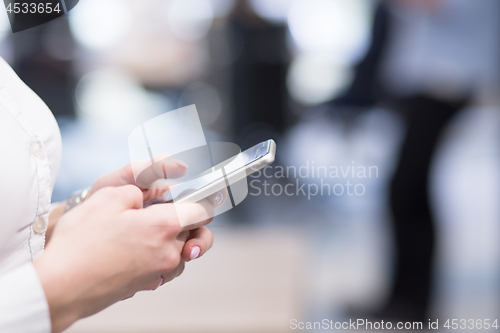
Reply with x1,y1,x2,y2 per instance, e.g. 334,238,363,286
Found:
134,156,188,189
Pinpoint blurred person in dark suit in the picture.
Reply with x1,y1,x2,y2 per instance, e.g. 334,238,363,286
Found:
332,0,500,321
227,0,289,148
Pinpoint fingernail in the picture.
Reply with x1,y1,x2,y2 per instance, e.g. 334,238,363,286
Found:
173,159,188,169
190,246,201,260
213,192,223,205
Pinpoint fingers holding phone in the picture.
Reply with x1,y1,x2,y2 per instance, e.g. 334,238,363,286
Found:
34,184,220,332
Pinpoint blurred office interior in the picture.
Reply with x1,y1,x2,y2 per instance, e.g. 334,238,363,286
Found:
1,0,500,331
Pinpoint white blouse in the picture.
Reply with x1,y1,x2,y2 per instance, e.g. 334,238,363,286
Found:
0,57,62,332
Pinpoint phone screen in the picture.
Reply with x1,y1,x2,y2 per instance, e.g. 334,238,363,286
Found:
143,140,273,206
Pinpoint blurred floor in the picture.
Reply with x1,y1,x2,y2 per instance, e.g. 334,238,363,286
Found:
65,227,306,333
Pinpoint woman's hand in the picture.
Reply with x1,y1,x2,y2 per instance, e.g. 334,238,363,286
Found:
88,155,190,202
47,156,226,259
35,185,216,333
46,156,185,242
87,156,225,261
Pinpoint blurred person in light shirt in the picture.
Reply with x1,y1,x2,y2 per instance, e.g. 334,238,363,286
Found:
333,0,500,321
380,0,500,321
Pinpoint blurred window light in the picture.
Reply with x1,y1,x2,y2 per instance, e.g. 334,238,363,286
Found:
287,54,353,105
69,0,132,50
249,0,295,23
167,0,214,41
288,0,372,64
75,70,169,130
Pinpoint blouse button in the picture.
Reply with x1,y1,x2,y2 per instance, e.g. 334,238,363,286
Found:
32,218,47,234
30,141,42,158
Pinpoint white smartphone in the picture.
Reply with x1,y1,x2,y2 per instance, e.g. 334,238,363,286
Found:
143,139,276,207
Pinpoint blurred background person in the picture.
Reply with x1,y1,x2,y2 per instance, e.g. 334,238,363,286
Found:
332,0,500,322
227,0,289,149
380,0,500,321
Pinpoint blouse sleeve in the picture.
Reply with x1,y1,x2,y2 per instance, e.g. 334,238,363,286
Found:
0,263,51,333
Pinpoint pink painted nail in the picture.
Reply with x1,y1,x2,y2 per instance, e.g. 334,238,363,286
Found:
190,246,201,260
174,159,188,169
